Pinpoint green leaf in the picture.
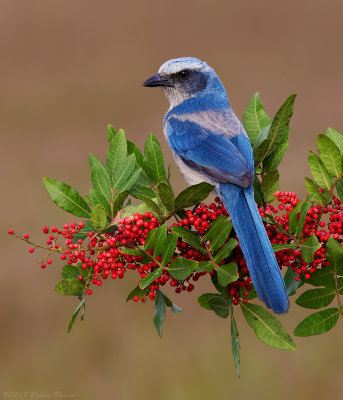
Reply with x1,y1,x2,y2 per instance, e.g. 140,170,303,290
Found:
160,291,182,312
171,225,206,254
261,169,279,203
153,224,168,257
263,94,296,159
107,124,117,142
117,167,142,194
168,258,198,281
317,134,342,178
209,295,229,318
144,228,158,251
72,220,94,244
326,127,343,153
300,235,321,263
89,188,111,215
143,134,166,184
335,179,343,202
211,273,224,293
139,268,163,289
214,239,238,263
153,290,165,337
141,197,161,219
288,202,302,234
230,310,240,377
174,182,214,210
295,288,335,309
196,261,214,273
253,138,272,166
253,124,271,153
91,165,112,203
129,173,155,199
197,293,220,310
113,153,136,192
161,233,178,265
67,298,85,333
308,151,332,190
240,302,296,350
43,177,91,218
217,263,239,286
91,204,107,230
126,285,147,301
271,243,298,252
243,92,271,146
204,216,233,252
325,236,343,274
55,279,85,296
263,142,289,172
127,140,144,168
295,196,312,237
253,176,265,205
283,267,303,296
157,182,175,212
106,130,128,185
88,154,108,176
304,178,326,206
62,265,79,280
112,191,129,216
294,308,339,336
246,287,258,300
120,202,151,218
306,268,335,287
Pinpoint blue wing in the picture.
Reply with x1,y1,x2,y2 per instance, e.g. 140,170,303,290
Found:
167,116,254,187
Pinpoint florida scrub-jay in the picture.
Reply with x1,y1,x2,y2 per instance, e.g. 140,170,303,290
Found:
143,57,289,314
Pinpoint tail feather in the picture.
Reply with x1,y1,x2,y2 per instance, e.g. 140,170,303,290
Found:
218,183,289,314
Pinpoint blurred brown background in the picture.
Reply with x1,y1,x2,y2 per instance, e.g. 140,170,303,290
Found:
1,1,343,399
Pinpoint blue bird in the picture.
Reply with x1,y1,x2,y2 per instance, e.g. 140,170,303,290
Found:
143,57,289,314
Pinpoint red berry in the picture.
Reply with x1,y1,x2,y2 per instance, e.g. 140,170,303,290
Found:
8,229,14,235
29,248,34,253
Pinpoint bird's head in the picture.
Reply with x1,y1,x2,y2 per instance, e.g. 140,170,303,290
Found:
143,57,227,108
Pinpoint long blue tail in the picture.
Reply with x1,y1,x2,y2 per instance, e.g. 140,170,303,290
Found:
217,183,289,314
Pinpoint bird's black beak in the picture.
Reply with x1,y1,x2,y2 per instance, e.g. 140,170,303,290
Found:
142,73,171,87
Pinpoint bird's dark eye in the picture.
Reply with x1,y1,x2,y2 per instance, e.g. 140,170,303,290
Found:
179,69,190,78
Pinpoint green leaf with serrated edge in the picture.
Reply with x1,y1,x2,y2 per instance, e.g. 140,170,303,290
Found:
67,298,85,333
272,243,298,252
295,288,335,309
91,165,112,203
153,224,168,257
153,290,165,337
253,176,265,205
126,285,147,301
197,293,221,310
143,134,166,184
306,268,335,287
171,225,206,254
327,127,343,153
214,239,238,263
283,268,303,296
141,197,161,219
294,308,339,337
211,273,224,293
113,153,136,191
217,263,239,286
295,196,312,237
325,236,343,273
253,124,271,152
261,169,279,203
117,167,142,194
196,261,214,273
127,140,144,168
317,134,342,178
55,279,85,296
107,124,117,142
72,220,94,244
174,182,214,210
144,228,158,251
112,191,129,216
157,182,175,212
253,138,272,166
263,94,296,160
209,296,229,318
62,265,79,280
43,177,91,218
304,178,326,207
240,302,296,350
229,306,240,377
288,202,302,234
308,151,332,190
106,130,127,185
263,142,289,173
243,92,271,146
169,258,198,281
161,233,178,265
139,268,163,289
160,291,182,312
91,204,107,230
300,235,321,263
